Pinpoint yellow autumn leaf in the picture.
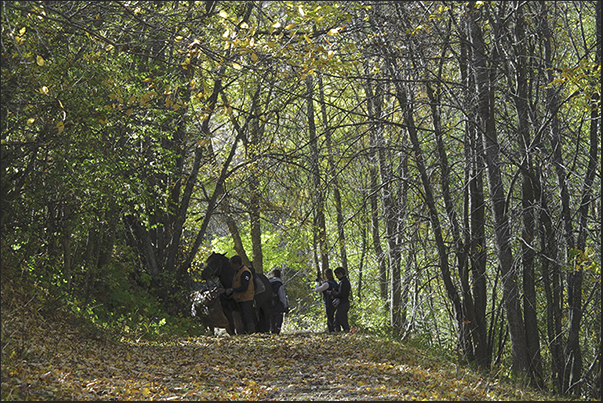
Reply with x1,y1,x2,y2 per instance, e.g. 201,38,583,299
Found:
126,108,133,116
57,121,64,134
232,63,242,70
40,86,49,95
142,388,150,396
285,24,296,30
36,55,45,66
140,93,151,105
27,118,35,125
251,53,258,62
19,27,26,35
219,10,228,18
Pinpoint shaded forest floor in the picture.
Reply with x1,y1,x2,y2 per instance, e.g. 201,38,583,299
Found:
1,272,574,401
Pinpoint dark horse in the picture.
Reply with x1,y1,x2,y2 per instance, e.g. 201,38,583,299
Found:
201,252,272,334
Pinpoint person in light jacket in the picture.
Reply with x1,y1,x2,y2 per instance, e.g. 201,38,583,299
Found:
269,269,289,334
314,269,338,332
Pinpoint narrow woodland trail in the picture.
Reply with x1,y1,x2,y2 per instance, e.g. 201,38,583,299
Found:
1,273,566,401
2,322,563,401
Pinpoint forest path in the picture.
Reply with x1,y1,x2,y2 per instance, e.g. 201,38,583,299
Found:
1,318,559,401
1,272,562,401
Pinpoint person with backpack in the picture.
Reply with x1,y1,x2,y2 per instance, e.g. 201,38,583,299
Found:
314,268,338,332
328,266,351,332
269,268,289,334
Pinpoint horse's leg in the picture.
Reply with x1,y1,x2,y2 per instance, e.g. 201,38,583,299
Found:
256,306,265,333
220,296,236,335
262,304,272,333
232,310,244,334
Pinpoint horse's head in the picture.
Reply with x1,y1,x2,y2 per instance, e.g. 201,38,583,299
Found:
201,252,230,282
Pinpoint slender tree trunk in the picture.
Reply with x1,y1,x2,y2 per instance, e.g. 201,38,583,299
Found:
458,19,490,370
565,0,601,395
306,75,329,275
537,180,564,393
394,83,464,347
367,78,402,334
61,206,72,292
426,79,480,367
224,200,248,265
319,74,348,272
365,76,388,302
249,117,264,273
538,2,585,393
467,3,529,376
513,3,544,388
568,1,600,393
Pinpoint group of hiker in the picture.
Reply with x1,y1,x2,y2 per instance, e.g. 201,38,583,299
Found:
224,256,352,335
313,267,351,333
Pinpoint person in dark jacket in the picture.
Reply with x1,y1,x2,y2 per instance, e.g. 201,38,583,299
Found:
329,266,351,332
225,255,256,334
314,269,338,332
269,269,289,334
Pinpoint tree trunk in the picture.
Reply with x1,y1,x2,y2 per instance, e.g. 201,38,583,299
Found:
512,3,544,387
366,78,402,333
395,85,464,349
538,2,587,393
306,75,329,275
458,18,490,370
319,74,348,273
467,3,529,376
223,199,249,266
365,76,388,302
426,78,481,368
249,117,264,274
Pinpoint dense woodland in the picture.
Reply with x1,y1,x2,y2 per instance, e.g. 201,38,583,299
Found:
1,1,600,400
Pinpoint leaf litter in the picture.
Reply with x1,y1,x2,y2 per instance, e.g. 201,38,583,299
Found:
1,275,569,401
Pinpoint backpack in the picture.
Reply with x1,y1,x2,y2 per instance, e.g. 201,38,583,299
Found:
271,279,283,307
249,266,266,295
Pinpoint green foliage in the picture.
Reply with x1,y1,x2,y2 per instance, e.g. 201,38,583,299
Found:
1,2,600,400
